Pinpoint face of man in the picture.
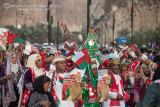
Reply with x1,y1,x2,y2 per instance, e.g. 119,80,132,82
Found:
55,60,65,72
111,64,120,74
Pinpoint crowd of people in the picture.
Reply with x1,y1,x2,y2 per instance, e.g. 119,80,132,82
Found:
0,38,160,107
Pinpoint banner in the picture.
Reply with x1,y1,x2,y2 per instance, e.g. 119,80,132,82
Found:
119,44,140,61
96,69,110,102
62,72,82,101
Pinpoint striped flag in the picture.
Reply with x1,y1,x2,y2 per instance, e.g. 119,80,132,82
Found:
105,20,108,32
101,24,103,33
72,48,91,70
113,12,116,32
89,0,92,6
61,21,64,31
131,0,134,28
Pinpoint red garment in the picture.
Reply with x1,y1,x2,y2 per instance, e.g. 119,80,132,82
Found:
110,72,130,106
103,60,110,69
8,31,19,44
39,49,46,70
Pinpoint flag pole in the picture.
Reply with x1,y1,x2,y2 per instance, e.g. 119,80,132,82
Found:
87,0,90,35
113,11,115,47
105,25,106,46
48,0,52,44
57,20,59,50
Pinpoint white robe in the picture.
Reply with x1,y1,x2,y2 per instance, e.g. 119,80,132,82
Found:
102,74,125,107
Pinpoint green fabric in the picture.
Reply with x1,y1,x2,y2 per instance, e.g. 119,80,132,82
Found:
50,71,56,93
83,28,100,63
65,87,71,100
120,62,129,73
89,0,92,6
0,44,6,51
14,38,26,44
99,90,102,100
143,83,160,106
82,64,100,107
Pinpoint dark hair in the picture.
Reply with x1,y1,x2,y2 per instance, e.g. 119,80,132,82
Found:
33,75,51,94
30,51,37,56
153,55,160,63
153,51,157,56
152,65,160,81
49,53,55,57
20,54,28,66
140,47,147,53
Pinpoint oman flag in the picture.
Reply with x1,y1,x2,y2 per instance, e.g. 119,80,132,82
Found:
14,38,26,47
8,31,19,44
72,48,91,70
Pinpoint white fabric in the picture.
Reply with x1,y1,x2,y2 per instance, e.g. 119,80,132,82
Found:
141,54,148,59
72,51,85,62
50,64,56,71
10,63,19,74
119,45,128,51
91,58,100,69
26,54,44,77
70,67,85,77
102,73,125,107
52,58,65,64
114,51,120,59
55,73,74,107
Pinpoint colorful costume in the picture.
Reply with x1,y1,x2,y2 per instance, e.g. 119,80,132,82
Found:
102,59,130,107
82,64,100,107
0,52,23,107
21,54,44,106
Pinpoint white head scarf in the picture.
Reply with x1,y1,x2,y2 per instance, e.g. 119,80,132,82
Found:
91,58,99,69
26,54,43,77
5,52,23,104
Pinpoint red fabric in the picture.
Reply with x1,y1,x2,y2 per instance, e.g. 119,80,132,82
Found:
110,73,120,106
94,28,97,33
110,72,130,106
145,79,152,86
103,60,110,69
81,48,91,64
131,2,134,15
21,68,35,107
101,24,103,32
61,22,64,31
8,31,18,44
39,49,46,70
131,62,139,70
66,50,74,57
105,21,108,27
75,100,84,107
65,24,67,31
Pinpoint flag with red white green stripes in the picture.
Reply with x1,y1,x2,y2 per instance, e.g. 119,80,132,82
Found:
72,48,91,70
105,20,108,32
131,0,134,28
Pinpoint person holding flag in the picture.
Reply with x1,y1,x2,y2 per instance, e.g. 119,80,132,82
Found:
102,59,130,107
81,64,101,107
49,55,74,107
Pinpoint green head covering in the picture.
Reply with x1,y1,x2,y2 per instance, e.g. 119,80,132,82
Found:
121,62,129,72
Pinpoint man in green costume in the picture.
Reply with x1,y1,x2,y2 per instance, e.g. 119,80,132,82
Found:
81,64,101,107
